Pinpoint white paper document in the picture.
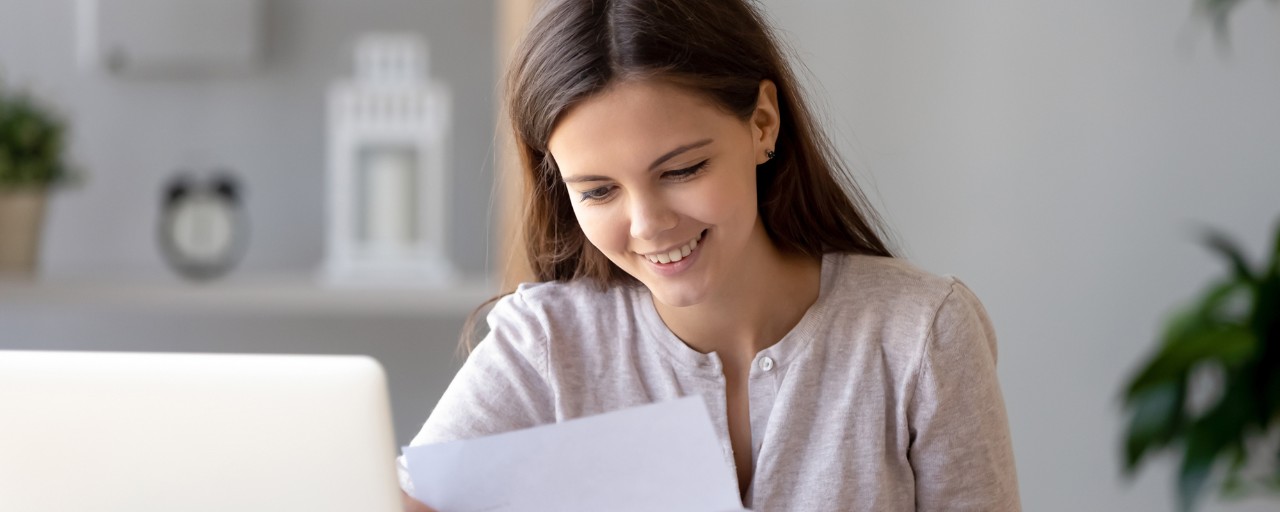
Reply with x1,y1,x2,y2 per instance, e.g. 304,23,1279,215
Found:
402,395,749,512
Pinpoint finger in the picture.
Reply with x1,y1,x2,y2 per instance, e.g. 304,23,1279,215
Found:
400,489,437,512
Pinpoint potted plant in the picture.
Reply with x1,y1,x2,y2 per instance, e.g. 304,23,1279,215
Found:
1121,219,1280,511
0,82,73,276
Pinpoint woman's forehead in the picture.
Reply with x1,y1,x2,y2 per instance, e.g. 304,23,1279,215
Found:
548,80,739,174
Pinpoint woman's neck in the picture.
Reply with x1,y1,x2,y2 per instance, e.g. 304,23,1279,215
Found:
653,233,822,362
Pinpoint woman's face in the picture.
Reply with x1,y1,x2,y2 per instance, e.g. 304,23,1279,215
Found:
548,79,778,307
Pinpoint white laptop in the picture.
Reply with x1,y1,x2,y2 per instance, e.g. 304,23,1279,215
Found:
0,350,403,512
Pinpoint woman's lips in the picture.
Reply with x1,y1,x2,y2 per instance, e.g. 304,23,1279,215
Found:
643,229,707,276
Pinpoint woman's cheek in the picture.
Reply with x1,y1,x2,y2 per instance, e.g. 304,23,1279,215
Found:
576,206,625,254
677,181,732,224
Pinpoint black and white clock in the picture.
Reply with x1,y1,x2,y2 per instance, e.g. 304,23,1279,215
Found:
157,171,249,281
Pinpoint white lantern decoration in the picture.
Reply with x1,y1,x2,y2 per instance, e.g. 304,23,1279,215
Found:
323,33,455,286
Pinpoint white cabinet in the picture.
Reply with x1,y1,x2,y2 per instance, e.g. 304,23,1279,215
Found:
76,0,261,76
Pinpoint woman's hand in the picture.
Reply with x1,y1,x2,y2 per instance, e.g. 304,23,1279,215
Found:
401,489,437,512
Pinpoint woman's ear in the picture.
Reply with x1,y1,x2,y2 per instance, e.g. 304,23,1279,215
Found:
752,79,781,165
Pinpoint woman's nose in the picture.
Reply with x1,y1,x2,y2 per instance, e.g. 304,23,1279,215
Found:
628,194,678,241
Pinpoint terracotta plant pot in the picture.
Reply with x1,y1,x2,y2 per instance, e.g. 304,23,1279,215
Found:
0,187,47,276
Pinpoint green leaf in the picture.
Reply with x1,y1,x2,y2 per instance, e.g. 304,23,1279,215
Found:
1202,228,1256,285
1192,279,1251,324
1179,424,1217,512
1177,390,1252,512
0,88,70,186
1219,442,1248,500
1267,216,1280,280
1125,324,1256,400
1125,381,1185,472
1251,276,1280,428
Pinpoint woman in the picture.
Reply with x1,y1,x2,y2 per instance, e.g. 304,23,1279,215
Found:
402,0,1020,510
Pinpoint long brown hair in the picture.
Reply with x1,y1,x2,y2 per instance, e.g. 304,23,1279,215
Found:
464,0,896,351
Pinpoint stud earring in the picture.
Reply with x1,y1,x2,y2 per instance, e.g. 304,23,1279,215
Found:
765,149,777,160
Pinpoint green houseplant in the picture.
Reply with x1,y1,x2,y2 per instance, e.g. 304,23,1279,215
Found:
0,82,73,275
1124,4,1280,507
1121,219,1280,511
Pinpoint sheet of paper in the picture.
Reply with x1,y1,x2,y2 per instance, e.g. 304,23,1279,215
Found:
402,395,749,512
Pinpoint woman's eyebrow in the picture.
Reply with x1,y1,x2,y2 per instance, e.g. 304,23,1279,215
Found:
562,138,714,184
648,138,713,171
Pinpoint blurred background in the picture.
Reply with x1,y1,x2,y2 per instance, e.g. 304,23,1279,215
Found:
1,0,1278,510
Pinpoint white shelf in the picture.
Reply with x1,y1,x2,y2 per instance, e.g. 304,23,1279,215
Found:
0,275,499,317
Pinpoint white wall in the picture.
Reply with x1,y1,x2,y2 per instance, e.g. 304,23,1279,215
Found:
763,0,1280,510
6,0,1280,508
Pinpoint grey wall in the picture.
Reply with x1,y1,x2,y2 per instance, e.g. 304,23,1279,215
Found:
763,0,1280,510
0,0,497,279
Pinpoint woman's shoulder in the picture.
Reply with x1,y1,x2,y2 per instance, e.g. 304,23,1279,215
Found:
822,252,992,339
827,252,966,307
491,278,641,333
506,278,635,309
819,253,998,386
821,252,999,368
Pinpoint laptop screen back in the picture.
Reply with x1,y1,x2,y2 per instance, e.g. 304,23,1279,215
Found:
0,350,402,512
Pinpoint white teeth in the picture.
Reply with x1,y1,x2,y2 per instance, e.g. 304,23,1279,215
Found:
643,231,704,265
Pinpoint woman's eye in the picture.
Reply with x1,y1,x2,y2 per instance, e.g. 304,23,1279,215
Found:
580,186,614,202
663,160,709,180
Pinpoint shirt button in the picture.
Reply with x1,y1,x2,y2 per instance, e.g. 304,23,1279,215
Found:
758,356,775,372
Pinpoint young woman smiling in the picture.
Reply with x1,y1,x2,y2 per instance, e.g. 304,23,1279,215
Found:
401,0,1020,510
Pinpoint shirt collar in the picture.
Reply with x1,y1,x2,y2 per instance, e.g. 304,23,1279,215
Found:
634,252,842,374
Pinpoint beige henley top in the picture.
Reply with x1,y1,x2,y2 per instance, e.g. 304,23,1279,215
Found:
400,253,1021,511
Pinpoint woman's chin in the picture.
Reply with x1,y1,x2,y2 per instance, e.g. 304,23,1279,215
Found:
649,286,707,309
